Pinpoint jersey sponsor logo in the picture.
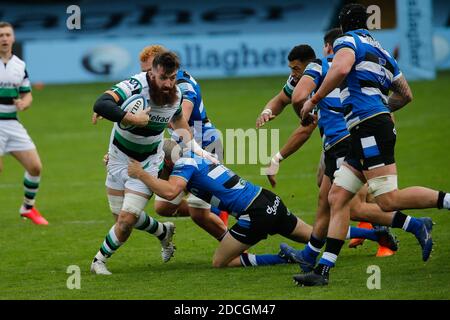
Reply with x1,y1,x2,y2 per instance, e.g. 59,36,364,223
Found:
150,114,171,123
266,196,281,215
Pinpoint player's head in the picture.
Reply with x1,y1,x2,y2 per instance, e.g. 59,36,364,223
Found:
139,44,167,72
287,45,316,78
338,3,368,33
323,28,343,56
149,51,180,105
0,22,15,55
162,139,183,170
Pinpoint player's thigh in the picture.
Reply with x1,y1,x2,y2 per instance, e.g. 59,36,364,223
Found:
212,232,251,268
11,149,42,175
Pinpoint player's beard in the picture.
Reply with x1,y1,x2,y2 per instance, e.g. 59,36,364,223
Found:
149,78,178,106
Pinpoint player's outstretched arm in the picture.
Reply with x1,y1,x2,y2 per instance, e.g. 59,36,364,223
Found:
256,90,291,128
388,75,413,112
128,159,187,200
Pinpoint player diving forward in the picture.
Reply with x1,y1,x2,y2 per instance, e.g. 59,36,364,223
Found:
127,139,397,268
90,51,214,275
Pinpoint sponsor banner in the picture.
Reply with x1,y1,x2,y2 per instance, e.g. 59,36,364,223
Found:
396,0,436,80
23,33,324,84
23,28,450,84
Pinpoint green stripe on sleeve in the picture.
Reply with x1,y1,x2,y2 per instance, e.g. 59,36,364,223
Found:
111,86,127,101
18,86,32,93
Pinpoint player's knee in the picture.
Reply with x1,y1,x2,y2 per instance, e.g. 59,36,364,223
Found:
375,192,398,212
349,201,362,220
117,215,134,236
211,256,227,268
27,163,42,176
154,201,176,217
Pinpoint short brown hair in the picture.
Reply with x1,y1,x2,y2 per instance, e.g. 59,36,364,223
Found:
152,51,180,75
139,45,167,63
0,21,13,29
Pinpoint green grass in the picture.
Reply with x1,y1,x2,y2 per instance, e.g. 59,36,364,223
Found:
0,72,449,300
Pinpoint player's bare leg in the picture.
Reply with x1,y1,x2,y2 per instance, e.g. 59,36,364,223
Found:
155,199,190,217
189,207,228,240
212,232,251,268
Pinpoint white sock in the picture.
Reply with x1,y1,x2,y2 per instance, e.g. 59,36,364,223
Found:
444,193,450,209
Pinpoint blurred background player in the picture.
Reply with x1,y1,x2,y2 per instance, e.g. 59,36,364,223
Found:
90,51,212,275
139,45,229,239
295,3,450,286
128,139,397,268
0,22,47,225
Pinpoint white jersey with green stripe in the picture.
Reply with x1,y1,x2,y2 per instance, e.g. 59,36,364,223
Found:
0,55,31,119
109,72,183,162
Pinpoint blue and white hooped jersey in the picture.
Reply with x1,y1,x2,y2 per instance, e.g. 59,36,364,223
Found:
333,29,402,129
175,69,218,148
170,153,262,215
302,55,350,151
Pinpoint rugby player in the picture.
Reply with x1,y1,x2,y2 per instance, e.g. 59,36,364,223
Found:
0,22,47,225
294,4,450,286
139,45,228,240
127,139,398,268
90,51,214,275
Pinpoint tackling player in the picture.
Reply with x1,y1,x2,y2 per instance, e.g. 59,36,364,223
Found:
0,22,47,225
127,139,398,268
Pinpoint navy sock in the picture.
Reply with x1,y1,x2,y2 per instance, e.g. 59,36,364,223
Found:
349,226,378,241
302,235,325,263
240,253,288,267
317,238,345,269
391,211,421,234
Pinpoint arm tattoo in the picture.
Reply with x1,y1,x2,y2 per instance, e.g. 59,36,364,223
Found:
388,76,413,112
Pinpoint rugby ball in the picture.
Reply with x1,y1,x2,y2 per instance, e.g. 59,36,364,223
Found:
118,94,148,130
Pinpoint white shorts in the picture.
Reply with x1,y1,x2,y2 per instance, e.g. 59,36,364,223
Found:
105,144,164,196
0,120,36,156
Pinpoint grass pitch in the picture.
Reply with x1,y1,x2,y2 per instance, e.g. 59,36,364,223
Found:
0,72,449,300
